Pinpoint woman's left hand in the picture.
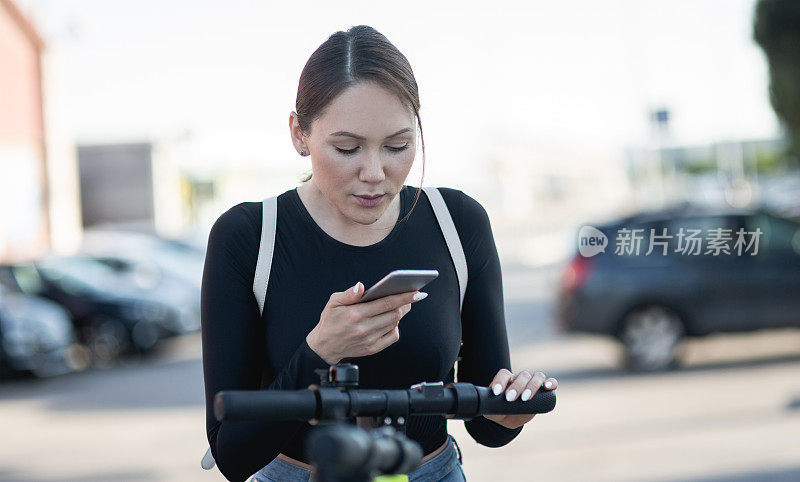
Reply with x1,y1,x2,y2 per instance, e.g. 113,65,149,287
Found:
483,368,558,430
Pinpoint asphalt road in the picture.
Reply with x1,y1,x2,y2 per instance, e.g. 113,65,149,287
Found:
1,263,799,481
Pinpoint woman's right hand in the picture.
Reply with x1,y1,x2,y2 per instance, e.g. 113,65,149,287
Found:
306,281,428,364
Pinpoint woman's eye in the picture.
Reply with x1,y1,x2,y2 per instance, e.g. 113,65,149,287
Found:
334,144,410,155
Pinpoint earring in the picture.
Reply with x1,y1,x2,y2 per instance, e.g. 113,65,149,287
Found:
300,150,306,156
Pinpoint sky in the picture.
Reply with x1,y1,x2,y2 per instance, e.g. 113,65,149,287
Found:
17,0,780,187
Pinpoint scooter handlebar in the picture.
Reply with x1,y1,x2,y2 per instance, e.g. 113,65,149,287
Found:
214,382,556,422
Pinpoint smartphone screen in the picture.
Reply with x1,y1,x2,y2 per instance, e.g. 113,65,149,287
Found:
357,269,439,303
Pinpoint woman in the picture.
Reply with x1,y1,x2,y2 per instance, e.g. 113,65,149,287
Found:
201,25,558,482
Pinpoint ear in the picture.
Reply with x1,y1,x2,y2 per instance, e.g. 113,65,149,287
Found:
288,111,308,155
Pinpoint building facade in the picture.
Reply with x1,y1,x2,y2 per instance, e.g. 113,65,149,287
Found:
0,0,48,261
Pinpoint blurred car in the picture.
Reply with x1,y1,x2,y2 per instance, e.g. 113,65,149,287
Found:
45,254,200,336
86,255,200,334
557,203,800,371
0,256,191,365
0,283,85,378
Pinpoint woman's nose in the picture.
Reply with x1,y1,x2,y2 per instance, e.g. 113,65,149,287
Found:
359,152,386,182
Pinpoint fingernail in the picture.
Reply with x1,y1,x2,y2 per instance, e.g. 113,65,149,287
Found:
353,282,361,293
492,383,502,395
505,389,517,402
521,389,532,401
544,380,553,389
412,291,428,301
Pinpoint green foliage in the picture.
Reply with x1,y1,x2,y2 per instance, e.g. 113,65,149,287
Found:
754,0,800,160
683,157,717,175
754,148,785,173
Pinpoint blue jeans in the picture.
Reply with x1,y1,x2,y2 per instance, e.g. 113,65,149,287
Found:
251,434,466,482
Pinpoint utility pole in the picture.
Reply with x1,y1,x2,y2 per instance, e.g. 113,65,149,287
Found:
650,107,671,206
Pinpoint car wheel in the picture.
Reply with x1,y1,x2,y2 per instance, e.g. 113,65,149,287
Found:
619,305,685,372
131,321,159,352
88,317,128,367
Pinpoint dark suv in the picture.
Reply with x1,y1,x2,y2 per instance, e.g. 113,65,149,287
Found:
557,203,800,371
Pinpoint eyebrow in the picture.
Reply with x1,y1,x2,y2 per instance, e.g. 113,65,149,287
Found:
328,127,412,141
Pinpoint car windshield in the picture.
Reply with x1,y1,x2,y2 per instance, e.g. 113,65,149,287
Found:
744,213,800,256
82,232,203,283
38,257,124,295
8,263,45,294
140,244,202,280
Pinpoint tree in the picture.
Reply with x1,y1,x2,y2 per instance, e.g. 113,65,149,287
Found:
753,0,800,168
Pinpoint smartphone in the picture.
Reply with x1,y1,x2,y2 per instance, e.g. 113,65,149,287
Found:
357,269,439,304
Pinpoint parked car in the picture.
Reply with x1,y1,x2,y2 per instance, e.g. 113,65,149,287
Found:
0,256,188,366
557,203,800,371
0,283,85,378
86,255,200,334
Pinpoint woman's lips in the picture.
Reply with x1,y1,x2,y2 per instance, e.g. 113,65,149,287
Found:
354,194,384,207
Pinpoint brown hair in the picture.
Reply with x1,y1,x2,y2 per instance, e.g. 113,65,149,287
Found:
294,25,425,224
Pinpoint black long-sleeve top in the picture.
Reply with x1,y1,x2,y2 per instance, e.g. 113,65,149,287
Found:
201,184,523,481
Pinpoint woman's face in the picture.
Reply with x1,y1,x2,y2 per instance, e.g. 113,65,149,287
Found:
290,81,416,226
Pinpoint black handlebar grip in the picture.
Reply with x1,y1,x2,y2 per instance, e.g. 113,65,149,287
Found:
214,390,318,422
477,386,556,415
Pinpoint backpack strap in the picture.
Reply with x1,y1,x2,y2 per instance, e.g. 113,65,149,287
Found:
421,186,467,383
202,195,279,471
421,187,467,311
200,447,215,470
253,195,279,316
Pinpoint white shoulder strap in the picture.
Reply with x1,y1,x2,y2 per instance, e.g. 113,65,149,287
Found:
422,186,468,384
253,195,278,316
200,447,215,470
421,186,467,312
203,195,279,471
